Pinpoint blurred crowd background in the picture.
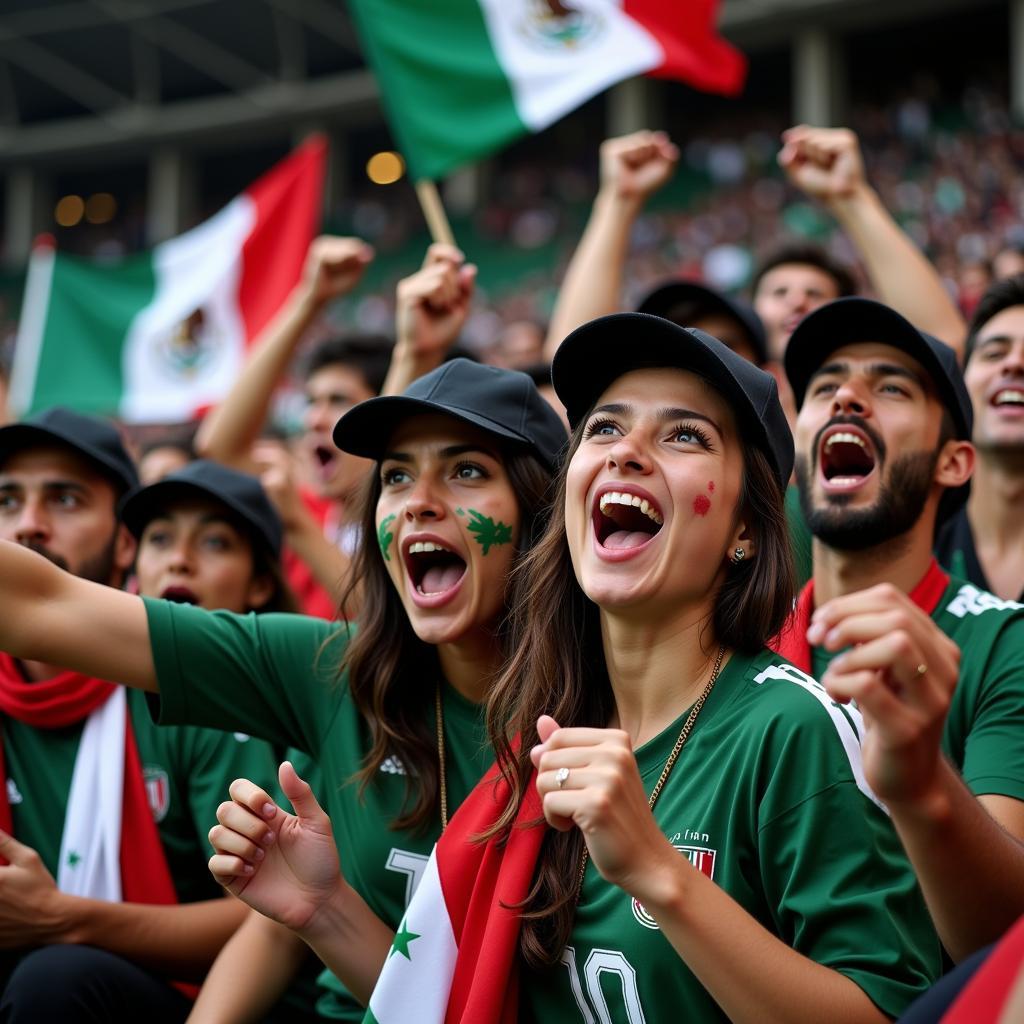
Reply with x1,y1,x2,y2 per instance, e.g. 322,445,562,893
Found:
0,0,1020,409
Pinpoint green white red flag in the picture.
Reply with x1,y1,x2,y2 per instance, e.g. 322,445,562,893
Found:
350,0,746,181
10,136,325,424
363,769,545,1024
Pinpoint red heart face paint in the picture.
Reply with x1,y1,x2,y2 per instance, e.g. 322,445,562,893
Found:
708,481,715,493
693,494,711,516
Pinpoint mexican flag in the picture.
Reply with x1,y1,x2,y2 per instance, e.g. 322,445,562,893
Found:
350,0,746,181
10,136,325,424
364,769,545,1024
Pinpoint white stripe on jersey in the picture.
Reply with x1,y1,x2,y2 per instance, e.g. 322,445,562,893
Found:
752,663,887,813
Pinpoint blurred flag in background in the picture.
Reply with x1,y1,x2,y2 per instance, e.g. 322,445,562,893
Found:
9,136,325,424
350,0,746,181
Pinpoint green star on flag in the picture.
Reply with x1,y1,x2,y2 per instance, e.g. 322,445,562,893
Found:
390,919,420,960
67,850,81,868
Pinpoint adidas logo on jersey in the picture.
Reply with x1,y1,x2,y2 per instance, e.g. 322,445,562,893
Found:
380,755,407,775
946,583,1024,619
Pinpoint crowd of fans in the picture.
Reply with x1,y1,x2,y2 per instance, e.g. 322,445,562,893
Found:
1,69,1024,1024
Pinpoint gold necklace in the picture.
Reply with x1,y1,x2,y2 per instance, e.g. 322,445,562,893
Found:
575,643,727,901
436,681,449,830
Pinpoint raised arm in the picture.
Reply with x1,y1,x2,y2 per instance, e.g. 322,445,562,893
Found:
0,540,156,691
779,126,966,355
194,236,374,470
209,764,394,1006
381,244,476,397
543,131,679,362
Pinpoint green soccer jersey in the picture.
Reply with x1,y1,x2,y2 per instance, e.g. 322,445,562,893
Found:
522,648,941,1024
2,688,279,905
143,599,494,1022
811,574,1024,802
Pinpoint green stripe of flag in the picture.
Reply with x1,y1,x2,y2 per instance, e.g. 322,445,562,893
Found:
349,0,524,181
30,251,157,417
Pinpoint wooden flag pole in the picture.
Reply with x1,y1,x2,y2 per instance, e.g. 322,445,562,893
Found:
414,179,456,247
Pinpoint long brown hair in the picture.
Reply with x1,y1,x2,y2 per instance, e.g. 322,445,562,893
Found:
337,444,555,834
484,409,795,967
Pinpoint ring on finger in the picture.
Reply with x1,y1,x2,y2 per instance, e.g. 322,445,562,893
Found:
915,663,928,676
555,766,570,789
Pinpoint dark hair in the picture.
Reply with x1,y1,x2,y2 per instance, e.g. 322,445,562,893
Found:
482,408,795,968
337,441,556,833
965,273,1024,362
753,242,858,299
304,335,394,396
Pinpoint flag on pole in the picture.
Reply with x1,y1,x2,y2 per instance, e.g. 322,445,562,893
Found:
349,0,746,181
10,136,326,424
363,769,545,1024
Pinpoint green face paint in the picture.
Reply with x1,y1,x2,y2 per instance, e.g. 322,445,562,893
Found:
377,514,397,561
465,508,513,555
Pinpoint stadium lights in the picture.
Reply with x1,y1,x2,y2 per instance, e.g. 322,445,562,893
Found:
367,151,405,185
85,193,117,225
54,195,85,228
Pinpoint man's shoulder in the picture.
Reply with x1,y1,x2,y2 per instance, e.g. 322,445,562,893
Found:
938,577,1024,630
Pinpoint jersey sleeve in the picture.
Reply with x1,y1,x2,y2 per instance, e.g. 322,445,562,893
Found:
756,697,942,1019
143,597,346,757
959,616,1024,801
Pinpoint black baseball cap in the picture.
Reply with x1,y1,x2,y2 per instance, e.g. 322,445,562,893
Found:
784,297,973,440
637,280,768,365
552,313,794,488
333,358,567,470
119,460,283,558
0,406,139,493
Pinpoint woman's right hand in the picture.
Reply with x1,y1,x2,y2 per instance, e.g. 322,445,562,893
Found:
208,761,343,933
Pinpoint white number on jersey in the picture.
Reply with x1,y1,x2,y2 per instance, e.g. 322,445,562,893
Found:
562,945,647,1024
384,848,430,907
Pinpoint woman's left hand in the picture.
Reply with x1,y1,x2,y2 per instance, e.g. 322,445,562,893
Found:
532,715,678,901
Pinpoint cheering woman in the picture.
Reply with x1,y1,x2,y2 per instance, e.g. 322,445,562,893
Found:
0,360,565,1019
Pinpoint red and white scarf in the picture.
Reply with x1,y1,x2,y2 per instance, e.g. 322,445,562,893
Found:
0,653,177,907
773,559,950,672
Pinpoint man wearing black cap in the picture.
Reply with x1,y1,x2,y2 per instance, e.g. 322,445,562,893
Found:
0,408,277,1021
936,275,1024,602
776,299,1024,963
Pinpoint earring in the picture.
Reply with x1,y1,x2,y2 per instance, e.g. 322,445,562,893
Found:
730,547,746,564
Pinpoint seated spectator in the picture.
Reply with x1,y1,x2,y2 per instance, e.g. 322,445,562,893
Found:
0,409,278,1023
936,275,1024,600
776,298,1024,962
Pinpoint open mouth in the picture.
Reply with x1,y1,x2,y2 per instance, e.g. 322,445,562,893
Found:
819,430,877,487
161,585,199,605
593,490,664,551
313,444,337,477
403,539,467,597
992,387,1024,409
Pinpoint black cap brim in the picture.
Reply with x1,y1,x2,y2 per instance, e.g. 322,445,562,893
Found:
333,396,536,464
119,479,280,557
552,312,793,487
784,298,972,440
637,281,768,365
0,422,138,493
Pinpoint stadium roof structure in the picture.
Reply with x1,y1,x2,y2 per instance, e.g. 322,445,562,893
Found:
0,0,996,169
0,0,380,166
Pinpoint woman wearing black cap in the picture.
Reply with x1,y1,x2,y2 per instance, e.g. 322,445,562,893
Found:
122,460,297,617
483,313,941,1023
0,360,565,1020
